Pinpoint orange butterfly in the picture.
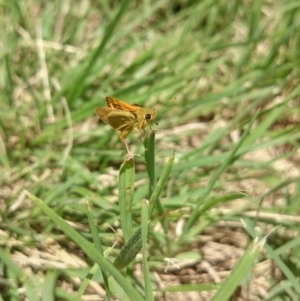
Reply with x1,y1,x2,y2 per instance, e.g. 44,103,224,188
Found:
95,96,157,155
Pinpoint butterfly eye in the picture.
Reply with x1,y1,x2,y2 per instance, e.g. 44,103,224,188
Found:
145,113,152,119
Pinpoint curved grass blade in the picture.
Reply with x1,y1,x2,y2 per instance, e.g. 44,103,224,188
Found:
26,191,144,301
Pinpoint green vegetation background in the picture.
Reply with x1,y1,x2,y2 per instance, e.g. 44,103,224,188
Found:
1,0,300,300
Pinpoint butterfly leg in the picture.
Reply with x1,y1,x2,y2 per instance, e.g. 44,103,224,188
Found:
125,140,131,154
124,140,141,161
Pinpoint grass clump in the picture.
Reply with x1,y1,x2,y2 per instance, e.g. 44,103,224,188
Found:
1,0,300,300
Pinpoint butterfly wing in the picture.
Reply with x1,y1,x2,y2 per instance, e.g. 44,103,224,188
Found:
106,96,141,112
95,107,136,139
95,107,114,123
107,110,136,139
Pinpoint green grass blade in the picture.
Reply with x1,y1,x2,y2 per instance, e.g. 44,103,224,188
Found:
183,111,259,234
75,264,102,301
113,152,175,270
42,270,58,301
76,202,111,301
210,238,264,301
144,132,156,196
119,158,135,242
67,0,133,102
113,226,142,270
26,191,144,301
245,222,300,294
148,152,175,218
141,199,154,301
